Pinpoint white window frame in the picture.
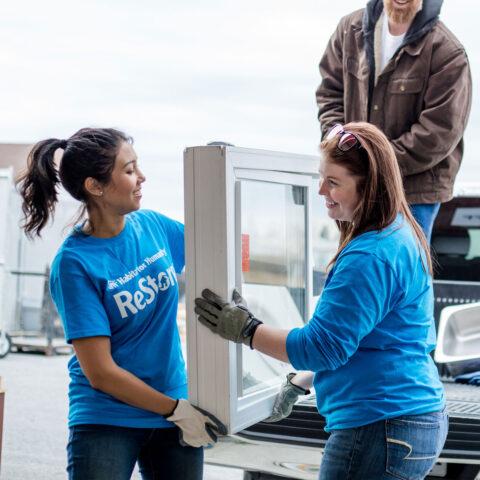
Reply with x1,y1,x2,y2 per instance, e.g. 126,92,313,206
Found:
184,145,319,433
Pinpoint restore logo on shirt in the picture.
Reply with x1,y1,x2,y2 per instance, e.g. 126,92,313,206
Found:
113,265,178,319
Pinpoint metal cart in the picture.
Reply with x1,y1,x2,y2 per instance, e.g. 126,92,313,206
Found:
8,266,71,356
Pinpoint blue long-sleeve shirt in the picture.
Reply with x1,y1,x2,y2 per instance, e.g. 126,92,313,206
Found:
286,214,444,431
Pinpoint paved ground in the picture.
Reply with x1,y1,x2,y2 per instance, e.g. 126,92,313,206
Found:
0,352,243,479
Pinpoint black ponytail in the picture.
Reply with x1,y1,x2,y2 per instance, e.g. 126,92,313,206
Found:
18,139,64,238
17,127,131,238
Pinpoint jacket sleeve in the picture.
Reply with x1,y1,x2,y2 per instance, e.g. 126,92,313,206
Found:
316,19,347,137
392,48,472,176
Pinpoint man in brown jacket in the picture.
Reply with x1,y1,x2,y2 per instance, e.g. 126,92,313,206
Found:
316,0,472,240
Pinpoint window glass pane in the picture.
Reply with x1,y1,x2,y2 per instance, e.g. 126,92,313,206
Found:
310,178,339,307
240,180,306,395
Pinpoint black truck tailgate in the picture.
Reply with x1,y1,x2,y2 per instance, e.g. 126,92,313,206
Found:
240,381,480,463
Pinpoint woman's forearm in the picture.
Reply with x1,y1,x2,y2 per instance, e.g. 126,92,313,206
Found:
252,326,315,389
251,324,290,362
90,364,177,416
73,337,178,417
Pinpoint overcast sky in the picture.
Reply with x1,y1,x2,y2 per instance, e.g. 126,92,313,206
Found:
1,0,478,220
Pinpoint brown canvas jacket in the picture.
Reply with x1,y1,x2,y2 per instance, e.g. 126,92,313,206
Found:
316,1,472,203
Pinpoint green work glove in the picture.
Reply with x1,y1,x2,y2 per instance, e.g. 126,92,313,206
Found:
263,373,310,423
194,288,263,348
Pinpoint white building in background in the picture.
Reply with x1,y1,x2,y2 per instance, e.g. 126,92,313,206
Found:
0,144,80,335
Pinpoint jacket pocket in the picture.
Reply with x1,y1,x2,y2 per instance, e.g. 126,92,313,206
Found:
385,413,446,480
388,77,423,94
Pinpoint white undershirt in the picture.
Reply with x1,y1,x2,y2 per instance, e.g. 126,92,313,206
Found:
380,13,406,71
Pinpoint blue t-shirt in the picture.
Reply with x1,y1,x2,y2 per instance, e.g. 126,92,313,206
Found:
50,209,187,428
286,214,444,431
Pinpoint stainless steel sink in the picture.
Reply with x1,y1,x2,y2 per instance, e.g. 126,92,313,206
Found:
435,302,480,363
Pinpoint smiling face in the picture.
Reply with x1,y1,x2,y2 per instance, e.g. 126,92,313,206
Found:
318,158,361,223
384,0,422,24
101,141,146,215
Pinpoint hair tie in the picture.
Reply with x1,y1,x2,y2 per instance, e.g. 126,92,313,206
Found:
58,139,68,149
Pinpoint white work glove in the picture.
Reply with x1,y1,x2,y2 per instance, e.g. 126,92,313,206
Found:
166,399,227,448
264,373,310,423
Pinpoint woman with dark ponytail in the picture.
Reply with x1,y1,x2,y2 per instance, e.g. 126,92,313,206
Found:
17,128,225,480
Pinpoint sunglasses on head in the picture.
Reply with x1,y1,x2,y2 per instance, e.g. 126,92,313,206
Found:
326,124,361,152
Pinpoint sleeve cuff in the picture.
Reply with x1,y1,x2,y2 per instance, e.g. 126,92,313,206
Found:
287,324,333,373
66,330,111,344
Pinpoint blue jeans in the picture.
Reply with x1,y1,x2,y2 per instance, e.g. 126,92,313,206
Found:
67,424,203,480
410,203,441,243
319,409,448,480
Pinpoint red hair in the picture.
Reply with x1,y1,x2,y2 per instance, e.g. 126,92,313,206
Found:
321,122,432,274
